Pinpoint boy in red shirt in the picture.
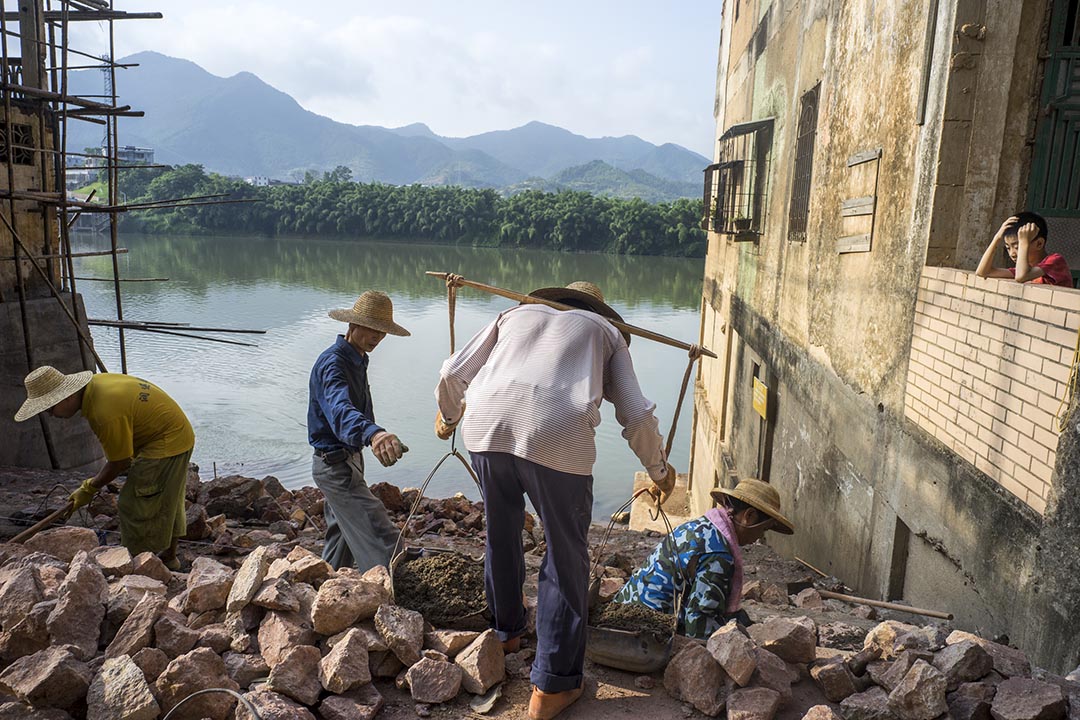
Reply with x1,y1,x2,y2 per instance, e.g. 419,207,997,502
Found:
976,212,1072,286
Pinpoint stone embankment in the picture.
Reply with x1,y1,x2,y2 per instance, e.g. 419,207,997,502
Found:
0,466,1076,720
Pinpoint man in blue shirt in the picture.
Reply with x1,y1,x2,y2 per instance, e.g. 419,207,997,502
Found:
309,290,409,571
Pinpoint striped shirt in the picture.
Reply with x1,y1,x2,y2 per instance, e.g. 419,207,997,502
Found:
435,304,667,480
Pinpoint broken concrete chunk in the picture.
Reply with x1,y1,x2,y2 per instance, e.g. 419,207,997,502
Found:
707,620,758,686
226,545,270,613
319,628,371,694
727,687,782,720
86,654,160,720
266,645,322,706
887,659,948,720
663,642,732,717
375,604,425,667
748,617,817,664
407,657,463,704
0,645,91,710
990,678,1067,720
454,629,505,695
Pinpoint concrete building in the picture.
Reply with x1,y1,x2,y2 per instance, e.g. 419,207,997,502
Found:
692,0,1080,671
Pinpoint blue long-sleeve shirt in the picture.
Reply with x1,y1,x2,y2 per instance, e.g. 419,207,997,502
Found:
308,335,383,452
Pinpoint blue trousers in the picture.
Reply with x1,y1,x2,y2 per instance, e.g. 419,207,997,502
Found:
470,451,592,693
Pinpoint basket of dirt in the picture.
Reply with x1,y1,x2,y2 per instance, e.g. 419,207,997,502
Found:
391,547,488,630
586,600,675,673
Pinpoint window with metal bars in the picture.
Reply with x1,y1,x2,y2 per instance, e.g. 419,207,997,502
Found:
705,118,774,240
0,123,34,165
788,84,820,242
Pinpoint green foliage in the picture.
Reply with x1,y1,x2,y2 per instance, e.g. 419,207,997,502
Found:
122,165,707,258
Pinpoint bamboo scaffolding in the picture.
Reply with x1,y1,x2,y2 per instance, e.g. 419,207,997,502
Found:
89,318,266,335
86,323,260,347
0,247,127,261
73,275,166,282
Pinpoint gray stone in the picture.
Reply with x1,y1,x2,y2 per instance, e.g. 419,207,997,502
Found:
253,578,301,612
840,687,893,720
89,546,133,577
0,645,91,710
879,650,936,693
197,474,264,518
375,604,425,667
24,527,97,563
154,608,200,658
990,678,1067,720
422,649,449,662
947,682,996,720
258,610,317,669
0,600,52,662
664,643,731,717
425,629,479,658
454,629,504,695
130,647,169,684
198,623,234,654
794,588,825,609
934,641,994,690
0,567,42,631
312,577,386,635
106,591,167,659
707,620,757,686
407,658,463,704
369,650,405,678
318,686,385,720
0,702,73,719
130,552,172,584
811,657,859,702
46,552,108,659
233,690,316,720
727,687,782,720
760,583,790,606
223,651,270,690
752,648,793,705
86,655,159,720
802,706,844,720
947,631,1031,679
266,645,323,706
184,557,235,614
227,545,270,613
155,647,239,720
748,617,817,664
319,628,371,694
887,660,948,720
819,622,871,651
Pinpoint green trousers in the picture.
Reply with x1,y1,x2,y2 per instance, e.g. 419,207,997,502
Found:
116,449,192,555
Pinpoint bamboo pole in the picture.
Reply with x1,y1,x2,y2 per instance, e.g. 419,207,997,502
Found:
426,271,717,359
11,501,73,543
818,589,953,621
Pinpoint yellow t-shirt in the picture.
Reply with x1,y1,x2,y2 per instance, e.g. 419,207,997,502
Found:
81,373,195,462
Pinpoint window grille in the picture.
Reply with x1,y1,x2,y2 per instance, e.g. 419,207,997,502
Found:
708,118,774,240
788,84,820,242
0,122,34,165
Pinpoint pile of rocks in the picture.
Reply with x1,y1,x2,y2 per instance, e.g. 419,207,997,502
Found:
0,526,507,720
665,612,1080,720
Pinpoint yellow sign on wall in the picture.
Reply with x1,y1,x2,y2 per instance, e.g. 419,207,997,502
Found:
753,377,768,419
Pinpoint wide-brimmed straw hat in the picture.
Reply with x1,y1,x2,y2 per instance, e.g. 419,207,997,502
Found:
528,281,630,345
712,478,795,534
15,365,93,422
328,291,410,336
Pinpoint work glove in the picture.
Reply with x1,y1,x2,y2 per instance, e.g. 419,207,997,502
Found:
434,404,465,440
371,431,405,467
68,478,99,511
648,463,677,507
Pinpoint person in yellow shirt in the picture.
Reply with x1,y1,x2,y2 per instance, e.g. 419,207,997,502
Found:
15,366,195,569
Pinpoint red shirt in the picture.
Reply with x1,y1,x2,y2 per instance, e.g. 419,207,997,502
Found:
1011,253,1072,286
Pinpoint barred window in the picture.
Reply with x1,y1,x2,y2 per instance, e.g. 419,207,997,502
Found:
788,84,820,242
0,123,34,165
708,118,774,241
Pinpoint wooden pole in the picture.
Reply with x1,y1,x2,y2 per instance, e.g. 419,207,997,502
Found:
11,501,73,543
818,589,953,621
426,271,717,359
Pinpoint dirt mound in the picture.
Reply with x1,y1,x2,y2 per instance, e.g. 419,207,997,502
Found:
394,551,486,626
591,601,675,639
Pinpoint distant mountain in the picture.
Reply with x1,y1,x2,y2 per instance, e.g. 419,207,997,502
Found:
67,52,708,199
506,160,700,202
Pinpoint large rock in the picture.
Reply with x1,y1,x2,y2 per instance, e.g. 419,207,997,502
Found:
840,686,893,720
865,621,921,661
318,685,385,720
234,690,316,720
90,546,133,577
46,552,108,659
887,660,948,720
130,552,172,584
369,650,404,678
0,600,52,661
253,578,301,612
312,577,386,635
285,546,333,586
748,617,817,664
0,645,90,710
879,650,935,693
425,629,479,658
803,706,844,720
0,702,73,719
948,682,996,720
226,545,270,613
198,623,234,654
24,527,97,563
267,645,323,706
375,605,425,667
990,678,1067,720
946,631,1030,678
319,628,371,693
86,655,160,720
156,647,239,720
934,641,994,690
707,620,758,686
664,642,731,717
454,629,505,695
130,647,169,684
198,474,264,519
727,687,782,720
184,557,235,614
103,575,167,646
106,591,167,659
407,657,463,704
0,566,42,631
223,651,270,689
752,648,793,705
259,610,318,669
154,608,200,658
811,658,859,702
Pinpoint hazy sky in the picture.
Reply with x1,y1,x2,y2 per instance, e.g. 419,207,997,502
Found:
75,1,722,156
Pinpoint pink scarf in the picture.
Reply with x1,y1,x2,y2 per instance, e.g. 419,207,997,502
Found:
705,507,744,614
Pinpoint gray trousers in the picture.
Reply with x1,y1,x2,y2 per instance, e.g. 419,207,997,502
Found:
312,452,400,572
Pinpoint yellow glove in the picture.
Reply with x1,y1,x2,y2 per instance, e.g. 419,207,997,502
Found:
69,478,99,511
435,404,465,440
649,463,677,507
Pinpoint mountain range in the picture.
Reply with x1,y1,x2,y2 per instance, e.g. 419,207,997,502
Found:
66,52,707,201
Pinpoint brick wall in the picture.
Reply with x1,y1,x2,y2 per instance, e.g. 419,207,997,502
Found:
904,267,1080,514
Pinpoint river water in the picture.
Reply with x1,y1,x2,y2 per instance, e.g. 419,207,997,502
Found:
72,234,704,516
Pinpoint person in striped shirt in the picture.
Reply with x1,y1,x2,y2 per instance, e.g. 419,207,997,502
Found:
435,281,674,720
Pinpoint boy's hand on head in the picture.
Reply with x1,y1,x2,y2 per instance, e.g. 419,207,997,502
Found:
994,216,1019,243
1017,223,1039,245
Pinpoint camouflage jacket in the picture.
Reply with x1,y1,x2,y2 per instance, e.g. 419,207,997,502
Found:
612,516,734,639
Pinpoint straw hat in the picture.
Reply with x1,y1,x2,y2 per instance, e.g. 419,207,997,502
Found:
328,291,410,336
528,281,630,345
15,365,93,422
711,478,795,534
